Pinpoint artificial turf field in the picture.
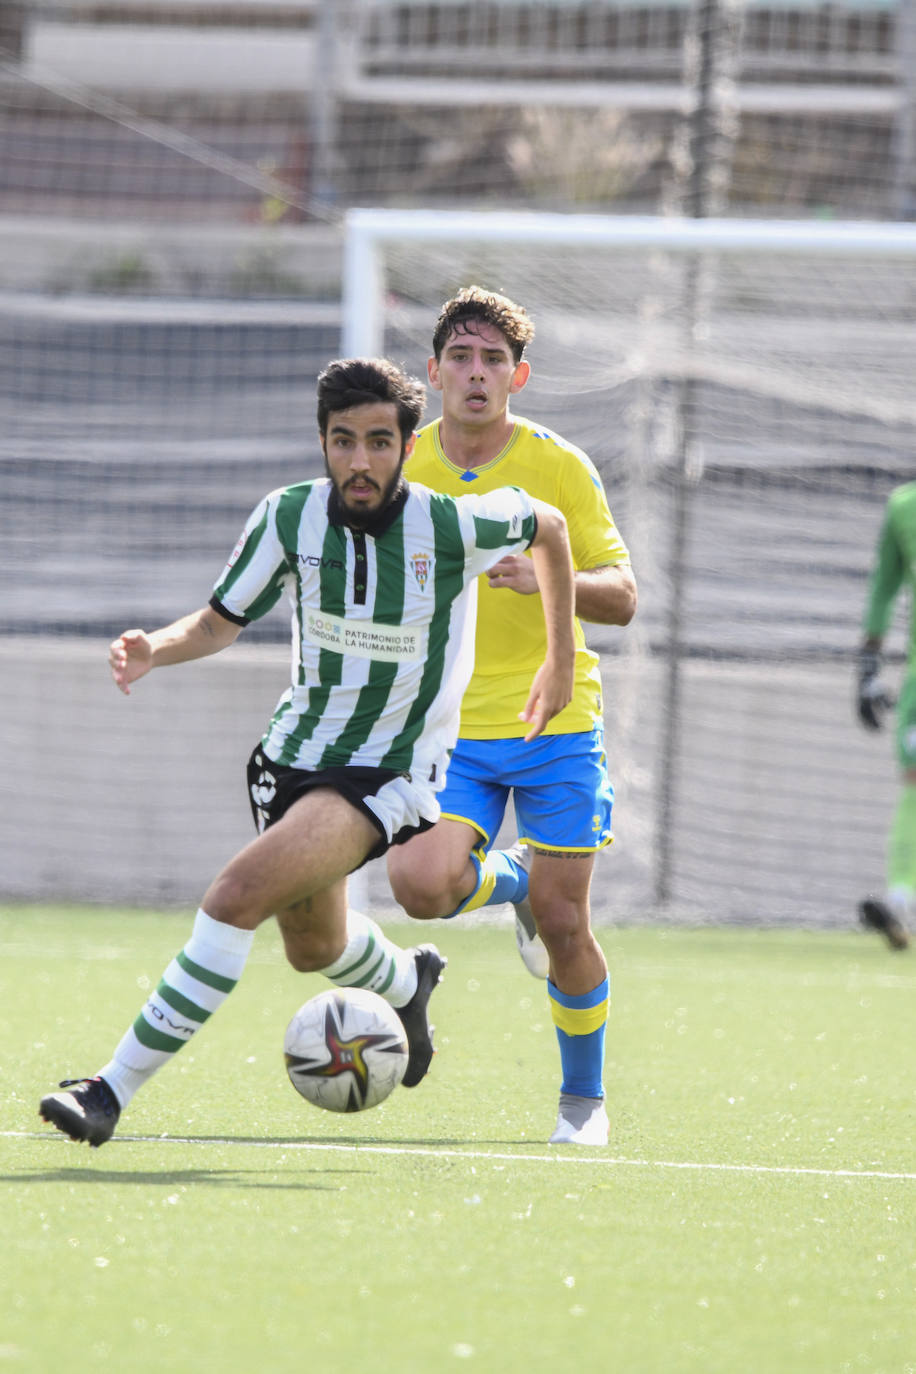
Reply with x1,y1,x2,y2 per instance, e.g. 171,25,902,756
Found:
2,905,914,1374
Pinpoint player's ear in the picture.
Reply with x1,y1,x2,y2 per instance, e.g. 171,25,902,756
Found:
427,356,442,391
404,432,417,458
510,360,531,393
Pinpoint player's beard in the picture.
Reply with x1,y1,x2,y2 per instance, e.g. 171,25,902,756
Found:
326,457,406,530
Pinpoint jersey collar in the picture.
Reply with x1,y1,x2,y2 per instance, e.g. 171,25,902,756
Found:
430,419,522,477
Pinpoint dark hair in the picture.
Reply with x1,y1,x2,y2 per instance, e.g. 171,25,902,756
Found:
316,357,426,440
431,286,536,364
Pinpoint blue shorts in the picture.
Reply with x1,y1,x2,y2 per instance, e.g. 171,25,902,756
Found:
438,727,613,854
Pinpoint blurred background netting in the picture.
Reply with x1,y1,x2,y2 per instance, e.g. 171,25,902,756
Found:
2,0,915,920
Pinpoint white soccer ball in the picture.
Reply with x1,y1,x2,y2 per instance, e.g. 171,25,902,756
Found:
284,987,409,1113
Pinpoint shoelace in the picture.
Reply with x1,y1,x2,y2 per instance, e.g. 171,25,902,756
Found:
57,1077,119,1115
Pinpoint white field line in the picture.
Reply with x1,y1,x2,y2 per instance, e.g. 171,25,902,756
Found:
7,1131,916,1181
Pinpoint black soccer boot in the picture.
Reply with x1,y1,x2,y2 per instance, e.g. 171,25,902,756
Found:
396,945,447,1087
39,1076,121,1147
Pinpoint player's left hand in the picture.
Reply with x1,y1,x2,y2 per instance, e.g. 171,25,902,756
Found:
519,659,575,741
487,554,538,595
857,648,893,730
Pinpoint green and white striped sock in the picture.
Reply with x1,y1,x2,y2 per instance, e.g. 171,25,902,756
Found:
99,909,254,1109
319,909,418,1009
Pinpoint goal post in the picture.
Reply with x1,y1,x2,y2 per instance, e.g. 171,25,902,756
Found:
342,207,916,355
340,207,916,927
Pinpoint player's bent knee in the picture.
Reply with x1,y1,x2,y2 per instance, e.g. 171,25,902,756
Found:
389,881,451,920
387,868,455,920
202,870,272,929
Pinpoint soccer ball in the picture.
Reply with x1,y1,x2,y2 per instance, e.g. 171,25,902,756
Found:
284,988,409,1113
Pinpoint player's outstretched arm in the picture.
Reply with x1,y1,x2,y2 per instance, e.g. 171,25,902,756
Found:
519,500,576,741
109,605,243,695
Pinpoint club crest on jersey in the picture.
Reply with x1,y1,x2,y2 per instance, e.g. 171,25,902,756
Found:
409,552,431,590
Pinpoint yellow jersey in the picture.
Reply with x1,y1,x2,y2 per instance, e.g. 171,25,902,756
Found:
405,415,630,738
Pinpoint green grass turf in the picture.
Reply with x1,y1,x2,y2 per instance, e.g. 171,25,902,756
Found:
1,905,914,1373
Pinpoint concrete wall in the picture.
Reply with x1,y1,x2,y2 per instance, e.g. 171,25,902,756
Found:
1,636,897,929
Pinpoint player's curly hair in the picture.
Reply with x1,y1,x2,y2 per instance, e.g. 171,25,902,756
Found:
432,286,535,364
316,357,426,440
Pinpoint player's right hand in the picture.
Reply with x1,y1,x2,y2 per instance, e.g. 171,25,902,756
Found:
519,657,575,741
109,629,153,695
857,648,892,730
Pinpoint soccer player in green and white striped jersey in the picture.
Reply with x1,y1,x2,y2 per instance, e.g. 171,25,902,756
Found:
39,356,577,1147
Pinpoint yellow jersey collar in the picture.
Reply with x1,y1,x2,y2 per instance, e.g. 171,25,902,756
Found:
430,419,523,478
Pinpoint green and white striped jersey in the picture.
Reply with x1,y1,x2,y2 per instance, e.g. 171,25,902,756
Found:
211,478,537,782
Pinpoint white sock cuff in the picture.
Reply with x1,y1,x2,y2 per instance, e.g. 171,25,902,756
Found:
97,1059,147,1110
318,908,374,979
188,908,255,980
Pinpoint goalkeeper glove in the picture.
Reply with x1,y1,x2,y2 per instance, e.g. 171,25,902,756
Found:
857,648,893,731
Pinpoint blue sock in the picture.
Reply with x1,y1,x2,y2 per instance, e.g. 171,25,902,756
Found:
449,846,528,917
548,976,609,1098
488,847,529,906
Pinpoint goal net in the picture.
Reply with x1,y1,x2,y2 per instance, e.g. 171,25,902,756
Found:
0,291,343,906
341,208,916,927
4,209,916,930
3,0,915,926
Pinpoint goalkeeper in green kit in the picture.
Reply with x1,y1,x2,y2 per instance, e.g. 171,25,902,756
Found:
856,481,916,951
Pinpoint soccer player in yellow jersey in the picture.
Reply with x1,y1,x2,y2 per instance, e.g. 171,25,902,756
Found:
387,287,637,1145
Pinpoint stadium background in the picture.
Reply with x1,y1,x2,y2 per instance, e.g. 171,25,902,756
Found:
2,0,916,927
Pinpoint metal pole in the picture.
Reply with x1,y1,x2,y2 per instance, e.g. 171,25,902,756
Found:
894,0,916,220
654,0,743,905
310,1,342,207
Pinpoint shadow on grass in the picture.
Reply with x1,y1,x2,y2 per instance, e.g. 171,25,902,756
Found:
2,1165,361,1188
147,1134,505,1147
145,1133,530,1149
25,1129,533,1151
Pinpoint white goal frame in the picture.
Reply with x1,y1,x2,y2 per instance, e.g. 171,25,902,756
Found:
341,206,916,912
342,208,916,359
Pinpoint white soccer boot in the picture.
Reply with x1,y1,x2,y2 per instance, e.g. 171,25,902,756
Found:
505,842,549,980
549,1093,609,1146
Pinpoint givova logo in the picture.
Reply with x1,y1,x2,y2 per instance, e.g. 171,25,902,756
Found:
297,553,345,571
251,769,277,807
250,763,277,833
